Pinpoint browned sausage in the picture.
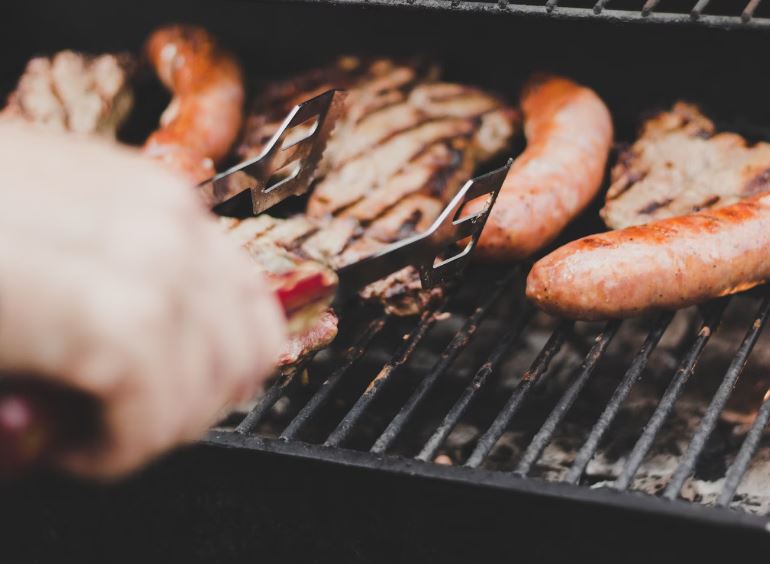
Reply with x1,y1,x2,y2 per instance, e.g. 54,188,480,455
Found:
526,192,770,320
469,75,613,260
143,25,245,182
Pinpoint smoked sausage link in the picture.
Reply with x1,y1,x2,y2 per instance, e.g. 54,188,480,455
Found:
526,193,770,320
471,75,613,260
143,25,245,182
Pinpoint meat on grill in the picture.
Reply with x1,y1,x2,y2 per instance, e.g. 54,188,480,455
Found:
143,25,245,183
526,192,770,320
238,57,518,313
527,102,770,321
2,50,134,136
465,74,614,260
222,216,339,371
602,102,770,229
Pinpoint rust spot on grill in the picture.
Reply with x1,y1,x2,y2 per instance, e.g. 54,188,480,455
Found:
699,326,711,338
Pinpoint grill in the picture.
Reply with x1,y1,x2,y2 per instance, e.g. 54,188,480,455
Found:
287,0,770,29
209,269,770,512
6,1,770,562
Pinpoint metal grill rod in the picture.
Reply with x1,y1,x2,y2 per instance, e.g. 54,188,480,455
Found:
613,299,729,491
416,305,533,462
564,312,674,485
744,0,762,22
279,314,390,441
664,296,770,500
370,270,518,454
235,365,307,434
324,296,450,447
465,321,571,468
515,320,621,476
642,0,661,16
691,0,711,19
718,386,770,507
593,0,611,15
291,0,770,30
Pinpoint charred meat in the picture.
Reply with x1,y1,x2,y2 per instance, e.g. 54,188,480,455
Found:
238,57,518,313
603,102,770,229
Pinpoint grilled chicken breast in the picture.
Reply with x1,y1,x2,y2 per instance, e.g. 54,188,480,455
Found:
602,102,770,229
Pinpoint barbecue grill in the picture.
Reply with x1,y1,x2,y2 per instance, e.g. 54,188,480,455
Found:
5,1,770,562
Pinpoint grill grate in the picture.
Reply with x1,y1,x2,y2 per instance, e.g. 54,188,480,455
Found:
208,265,770,525
282,0,770,29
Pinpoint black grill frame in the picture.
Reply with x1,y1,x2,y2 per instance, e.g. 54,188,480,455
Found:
207,264,770,534
282,0,770,30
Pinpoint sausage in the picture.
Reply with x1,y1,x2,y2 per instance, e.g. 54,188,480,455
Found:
469,75,613,260
526,192,770,320
143,25,245,183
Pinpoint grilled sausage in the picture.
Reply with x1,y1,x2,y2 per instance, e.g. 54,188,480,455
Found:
469,75,613,260
143,25,245,182
526,193,770,320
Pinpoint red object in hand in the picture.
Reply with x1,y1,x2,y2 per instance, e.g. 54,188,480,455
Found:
0,391,53,476
267,264,338,335
0,380,98,478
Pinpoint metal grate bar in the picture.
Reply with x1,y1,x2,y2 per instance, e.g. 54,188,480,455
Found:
663,296,770,500
515,320,621,476
564,312,674,485
743,0,762,22
287,0,770,30
235,369,302,434
691,0,711,19
593,0,611,14
642,0,661,16
279,314,390,441
718,387,770,507
324,296,450,447
613,299,729,491
465,321,571,468
370,271,518,454
416,306,533,462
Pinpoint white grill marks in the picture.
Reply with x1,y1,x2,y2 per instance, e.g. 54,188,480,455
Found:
236,57,517,313
603,102,770,229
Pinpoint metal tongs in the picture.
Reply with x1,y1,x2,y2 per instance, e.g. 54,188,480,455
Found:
198,89,511,305
0,90,509,477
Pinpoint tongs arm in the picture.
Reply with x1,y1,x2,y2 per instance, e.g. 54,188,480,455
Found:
198,89,346,216
335,161,511,298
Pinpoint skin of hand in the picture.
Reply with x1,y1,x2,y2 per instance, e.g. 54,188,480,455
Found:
0,122,287,478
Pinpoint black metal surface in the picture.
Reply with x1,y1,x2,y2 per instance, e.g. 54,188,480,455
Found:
613,299,729,491
416,304,533,462
663,295,770,500
465,320,571,468
564,311,674,484
370,270,517,454
213,270,770,533
282,0,770,29
514,319,621,476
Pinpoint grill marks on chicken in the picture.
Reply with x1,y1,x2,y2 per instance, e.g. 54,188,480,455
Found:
2,51,134,136
238,57,517,313
602,102,770,229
